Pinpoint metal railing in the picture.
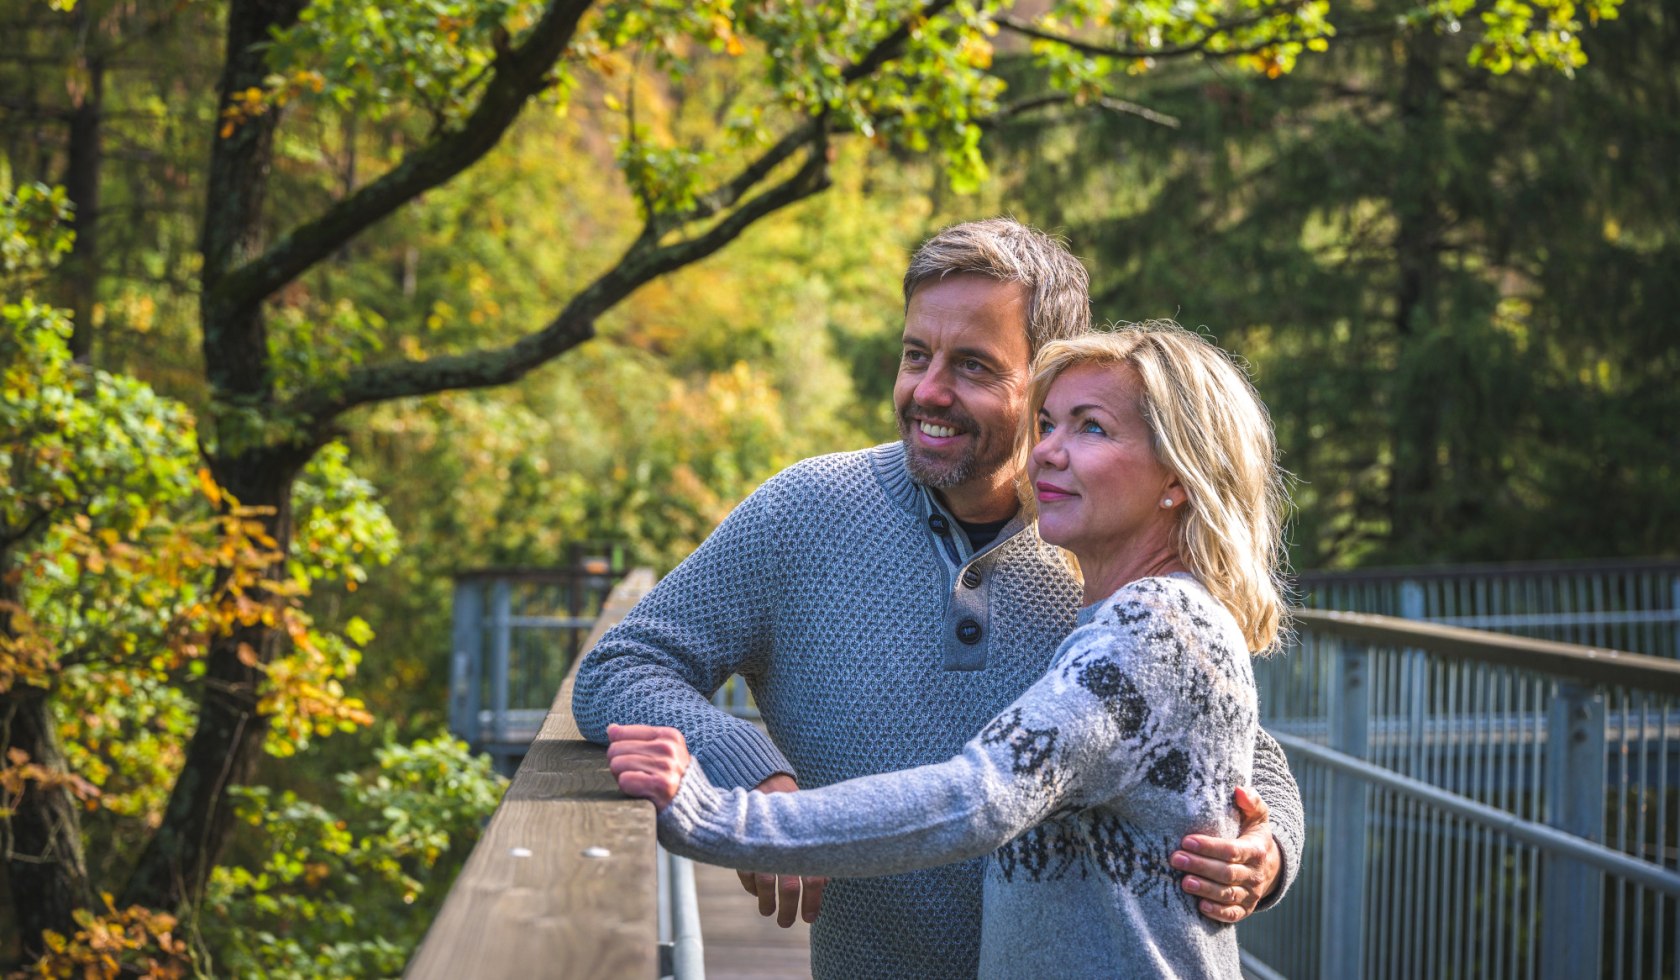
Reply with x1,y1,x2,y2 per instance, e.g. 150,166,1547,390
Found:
657,844,706,980
448,566,622,773
1296,559,1680,658
1241,609,1680,980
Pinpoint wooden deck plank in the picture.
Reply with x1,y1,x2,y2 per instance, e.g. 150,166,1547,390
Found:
694,859,812,979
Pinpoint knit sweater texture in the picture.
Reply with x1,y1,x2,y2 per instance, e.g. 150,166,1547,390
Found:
572,443,1303,979
660,575,1255,979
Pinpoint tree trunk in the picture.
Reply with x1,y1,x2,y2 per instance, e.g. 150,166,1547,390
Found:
61,53,103,364
0,556,93,963
120,451,305,912
120,0,308,914
1387,29,1445,553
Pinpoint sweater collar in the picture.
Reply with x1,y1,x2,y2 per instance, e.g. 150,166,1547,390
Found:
868,441,1032,559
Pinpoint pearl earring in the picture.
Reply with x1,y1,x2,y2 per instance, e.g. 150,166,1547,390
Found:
1160,497,1174,509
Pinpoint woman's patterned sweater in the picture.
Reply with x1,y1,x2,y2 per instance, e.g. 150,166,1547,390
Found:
659,574,1257,979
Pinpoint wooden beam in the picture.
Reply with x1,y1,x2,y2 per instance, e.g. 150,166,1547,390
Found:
408,570,658,978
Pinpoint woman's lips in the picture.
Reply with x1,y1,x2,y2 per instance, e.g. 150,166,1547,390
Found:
1035,481,1075,501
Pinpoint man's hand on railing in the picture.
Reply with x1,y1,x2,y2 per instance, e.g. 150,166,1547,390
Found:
606,723,692,810
1171,786,1279,924
735,773,826,928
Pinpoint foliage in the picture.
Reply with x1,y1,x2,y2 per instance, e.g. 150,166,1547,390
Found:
8,896,191,980
200,735,504,979
0,184,73,277
0,178,401,960
980,0,1659,566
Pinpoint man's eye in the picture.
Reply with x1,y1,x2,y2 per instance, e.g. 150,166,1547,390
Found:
962,359,987,372
902,349,927,363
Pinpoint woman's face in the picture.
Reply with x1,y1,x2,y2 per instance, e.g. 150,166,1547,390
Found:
1027,361,1181,564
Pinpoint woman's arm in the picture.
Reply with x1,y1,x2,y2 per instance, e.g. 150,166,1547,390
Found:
611,578,1249,879
644,724,1068,879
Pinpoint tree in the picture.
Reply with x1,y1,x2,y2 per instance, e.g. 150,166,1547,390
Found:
978,0,1639,566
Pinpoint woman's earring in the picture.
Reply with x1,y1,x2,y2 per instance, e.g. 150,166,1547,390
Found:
1160,497,1174,509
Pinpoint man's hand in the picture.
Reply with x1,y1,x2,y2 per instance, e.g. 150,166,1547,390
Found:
606,724,692,810
736,774,827,927
1171,786,1280,924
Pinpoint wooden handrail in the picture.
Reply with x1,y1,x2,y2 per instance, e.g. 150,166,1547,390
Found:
408,569,659,979
1293,607,1680,696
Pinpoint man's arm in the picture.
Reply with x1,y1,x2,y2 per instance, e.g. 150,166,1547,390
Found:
572,477,793,790
1170,727,1303,922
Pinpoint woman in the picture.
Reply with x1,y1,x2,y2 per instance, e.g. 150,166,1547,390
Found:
609,321,1289,978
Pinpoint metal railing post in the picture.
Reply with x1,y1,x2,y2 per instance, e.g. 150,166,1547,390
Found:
665,850,706,979
1671,576,1680,660
1540,680,1606,980
490,578,513,750
1323,636,1370,980
1399,578,1426,621
450,580,483,750
1400,580,1428,778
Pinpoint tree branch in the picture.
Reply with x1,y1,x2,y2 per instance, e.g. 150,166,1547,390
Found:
285,136,832,430
204,0,594,321
673,0,959,230
995,10,1393,62
844,0,958,83
279,0,989,430
673,119,823,228
982,92,1181,129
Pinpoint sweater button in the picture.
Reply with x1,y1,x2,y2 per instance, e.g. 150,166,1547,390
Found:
928,514,951,535
961,568,982,588
956,619,982,645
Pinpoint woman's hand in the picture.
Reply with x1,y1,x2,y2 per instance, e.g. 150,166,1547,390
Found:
606,723,692,810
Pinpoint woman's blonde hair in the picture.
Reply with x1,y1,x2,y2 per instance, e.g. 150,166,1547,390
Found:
1017,320,1292,654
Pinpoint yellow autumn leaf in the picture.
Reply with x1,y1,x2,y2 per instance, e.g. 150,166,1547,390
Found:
197,468,221,506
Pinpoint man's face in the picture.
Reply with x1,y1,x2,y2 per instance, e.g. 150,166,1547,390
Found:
894,275,1033,492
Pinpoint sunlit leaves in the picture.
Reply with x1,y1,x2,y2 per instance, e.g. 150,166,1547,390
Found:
21,894,191,980
259,0,550,131
0,747,101,818
201,736,504,979
289,442,400,590
618,135,711,215
1460,0,1621,75
0,184,404,918
0,182,74,276
562,1,1018,216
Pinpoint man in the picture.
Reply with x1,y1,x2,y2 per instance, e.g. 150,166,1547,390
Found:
573,218,1302,978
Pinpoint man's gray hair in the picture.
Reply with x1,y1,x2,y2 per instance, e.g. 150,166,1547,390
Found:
902,217,1092,354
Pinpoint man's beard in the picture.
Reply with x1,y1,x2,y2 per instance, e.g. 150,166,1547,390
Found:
898,403,1000,489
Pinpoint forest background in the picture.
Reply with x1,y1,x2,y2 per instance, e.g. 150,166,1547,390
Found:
0,0,1672,974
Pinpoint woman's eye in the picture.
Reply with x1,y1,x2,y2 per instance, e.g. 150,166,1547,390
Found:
1037,417,1055,435
1081,420,1106,435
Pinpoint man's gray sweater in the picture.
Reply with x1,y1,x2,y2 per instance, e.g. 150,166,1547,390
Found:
572,443,1303,979
660,575,1256,978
